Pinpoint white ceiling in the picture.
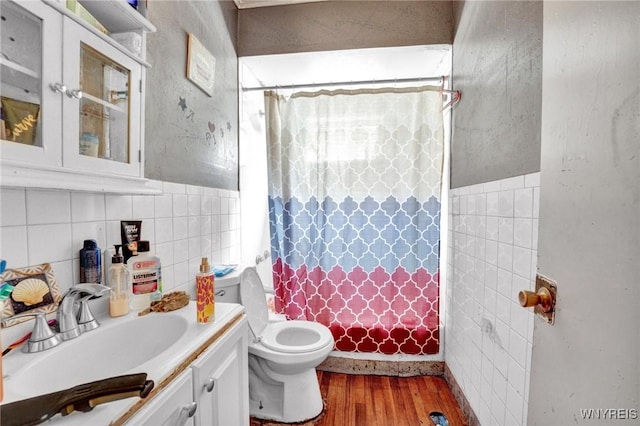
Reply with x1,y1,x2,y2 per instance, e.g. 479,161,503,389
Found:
233,0,326,9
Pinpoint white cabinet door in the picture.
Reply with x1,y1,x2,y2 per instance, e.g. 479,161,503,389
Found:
127,369,197,426
62,17,142,177
0,0,63,166
191,318,249,426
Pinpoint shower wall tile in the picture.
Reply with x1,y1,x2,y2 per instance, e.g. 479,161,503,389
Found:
445,172,539,426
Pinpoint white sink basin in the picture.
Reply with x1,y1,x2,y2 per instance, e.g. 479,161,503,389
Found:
5,312,188,398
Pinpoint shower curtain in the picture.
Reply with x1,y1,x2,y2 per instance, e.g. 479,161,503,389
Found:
265,87,443,355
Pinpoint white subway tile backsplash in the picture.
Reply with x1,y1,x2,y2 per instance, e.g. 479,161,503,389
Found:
154,218,173,244
201,196,212,215
186,184,204,196
188,236,202,260
105,221,121,248
447,173,539,426
154,194,173,218
201,215,212,235
173,239,189,263
50,259,73,294
155,241,175,266
188,216,201,238
132,195,155,219
1,188,27,226
212,197,222,215
26,189,71,225
71,221,107,257
172,194,188,217
0,181,241,290
163,181,186,194
71,193,106,222
220,198,230,215
173,217,189,240
105,195,133,220
28,223,72,264
0,226,29,266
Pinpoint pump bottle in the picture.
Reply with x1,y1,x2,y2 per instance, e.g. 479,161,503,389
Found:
107,245,131,317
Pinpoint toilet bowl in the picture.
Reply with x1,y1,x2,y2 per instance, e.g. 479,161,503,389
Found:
240,267,334,423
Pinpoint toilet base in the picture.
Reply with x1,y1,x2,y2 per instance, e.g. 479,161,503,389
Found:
248,356,324,423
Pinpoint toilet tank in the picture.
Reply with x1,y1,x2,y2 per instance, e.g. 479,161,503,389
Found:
215,270,241,303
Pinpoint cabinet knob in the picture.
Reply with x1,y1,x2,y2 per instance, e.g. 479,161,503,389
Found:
205,377,215,392
65,89,83,99
183,402,198,418
49,82,67,94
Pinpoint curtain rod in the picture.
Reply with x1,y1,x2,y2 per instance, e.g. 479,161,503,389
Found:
241,76,446,92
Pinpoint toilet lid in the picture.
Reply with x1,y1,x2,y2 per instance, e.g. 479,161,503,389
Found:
239,267,269,339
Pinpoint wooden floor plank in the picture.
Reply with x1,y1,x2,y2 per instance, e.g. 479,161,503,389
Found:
251,371,467,426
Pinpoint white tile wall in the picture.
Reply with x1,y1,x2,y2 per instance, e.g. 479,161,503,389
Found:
0,181,241,301
445,173,540,425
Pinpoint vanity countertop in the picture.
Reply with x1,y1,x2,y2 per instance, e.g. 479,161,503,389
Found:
1,302,245,425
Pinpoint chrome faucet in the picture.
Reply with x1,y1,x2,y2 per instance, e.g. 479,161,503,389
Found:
56,283,110,341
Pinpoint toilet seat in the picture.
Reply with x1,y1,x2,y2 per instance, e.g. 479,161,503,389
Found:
260,320,334,354
240,267,333,353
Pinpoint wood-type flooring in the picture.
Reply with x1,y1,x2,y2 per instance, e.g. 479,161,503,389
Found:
250,371,468,426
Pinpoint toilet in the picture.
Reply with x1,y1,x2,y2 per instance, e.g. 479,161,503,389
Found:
238,267,334,423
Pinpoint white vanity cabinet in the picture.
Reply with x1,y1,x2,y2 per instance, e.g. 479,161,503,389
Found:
125,369,197,426
191,316,249,426
0,0,157,193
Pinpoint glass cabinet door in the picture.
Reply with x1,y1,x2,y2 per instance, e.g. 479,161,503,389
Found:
79,44,131,164
0,0,63,165
63,18,141,177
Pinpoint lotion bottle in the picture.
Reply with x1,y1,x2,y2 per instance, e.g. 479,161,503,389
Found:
196,257,215,323
107,245,131,317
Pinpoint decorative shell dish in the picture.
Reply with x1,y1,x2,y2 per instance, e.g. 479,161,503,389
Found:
11,278,50,306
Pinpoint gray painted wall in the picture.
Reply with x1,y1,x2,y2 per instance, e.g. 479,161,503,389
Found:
238,1,453,56
145,1,239,190
451,1,542,188
529,2,640,424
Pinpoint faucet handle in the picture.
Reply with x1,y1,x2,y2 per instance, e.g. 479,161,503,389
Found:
57,284,110,341
77,297,100,332
1,312,61,353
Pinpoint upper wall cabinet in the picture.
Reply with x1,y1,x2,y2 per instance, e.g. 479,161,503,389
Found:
0,0,159,194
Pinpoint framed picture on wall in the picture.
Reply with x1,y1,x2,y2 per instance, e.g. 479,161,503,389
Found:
186,33,216,96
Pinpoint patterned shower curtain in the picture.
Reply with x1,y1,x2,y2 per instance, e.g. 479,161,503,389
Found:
265,87,443,355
